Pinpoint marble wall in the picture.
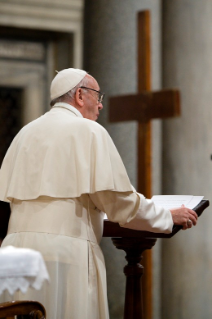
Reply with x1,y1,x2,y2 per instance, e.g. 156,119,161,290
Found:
162,1,212,318
84,1,163,318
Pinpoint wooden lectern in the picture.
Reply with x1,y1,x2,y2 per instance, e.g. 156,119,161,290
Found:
103,200,209,319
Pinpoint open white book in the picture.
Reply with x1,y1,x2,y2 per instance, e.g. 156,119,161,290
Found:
103,195,204,220
151,195,204,210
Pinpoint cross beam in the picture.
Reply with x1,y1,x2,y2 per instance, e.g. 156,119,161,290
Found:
109,89,180,123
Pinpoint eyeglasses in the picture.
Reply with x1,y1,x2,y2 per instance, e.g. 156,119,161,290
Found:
80,86,105,103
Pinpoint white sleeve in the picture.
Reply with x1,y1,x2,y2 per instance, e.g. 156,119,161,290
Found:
89,191,173,234
121,193,173,233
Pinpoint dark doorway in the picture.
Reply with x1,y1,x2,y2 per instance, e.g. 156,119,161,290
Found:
0,86,23,166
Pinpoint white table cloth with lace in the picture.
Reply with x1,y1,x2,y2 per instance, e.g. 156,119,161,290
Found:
0,246,49,295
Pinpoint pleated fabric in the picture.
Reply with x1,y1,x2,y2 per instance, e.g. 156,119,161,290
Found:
1,195,109,319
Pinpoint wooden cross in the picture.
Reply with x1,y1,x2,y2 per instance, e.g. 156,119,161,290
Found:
109,10,180,319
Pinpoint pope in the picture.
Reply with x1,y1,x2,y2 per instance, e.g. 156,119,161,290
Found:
0,68,198,319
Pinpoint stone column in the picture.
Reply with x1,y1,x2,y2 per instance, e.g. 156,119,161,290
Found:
162,1,212,318
84,1,162,318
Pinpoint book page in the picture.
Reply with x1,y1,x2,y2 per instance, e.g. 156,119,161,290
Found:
151,195,204,210
185,196,204,209
104,195,204,220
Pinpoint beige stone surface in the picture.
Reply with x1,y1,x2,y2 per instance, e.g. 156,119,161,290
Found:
162,1,212,318
0,0,84,68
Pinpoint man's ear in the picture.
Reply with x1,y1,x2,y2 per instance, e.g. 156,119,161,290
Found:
75,88,84,107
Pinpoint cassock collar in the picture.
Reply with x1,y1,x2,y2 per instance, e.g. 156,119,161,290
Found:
53,102,83,118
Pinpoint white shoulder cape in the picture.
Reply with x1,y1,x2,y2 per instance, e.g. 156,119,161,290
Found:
0,105,133,202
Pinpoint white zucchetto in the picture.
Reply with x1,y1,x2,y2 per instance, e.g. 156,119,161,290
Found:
50,68,87,101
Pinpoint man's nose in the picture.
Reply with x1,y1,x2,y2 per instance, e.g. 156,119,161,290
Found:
98,102,103,110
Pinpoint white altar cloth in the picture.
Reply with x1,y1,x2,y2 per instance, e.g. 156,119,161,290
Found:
0,246,49,295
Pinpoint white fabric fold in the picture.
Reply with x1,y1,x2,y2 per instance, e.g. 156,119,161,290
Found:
0,195,109,319
121,193,174,233
53,102,83,118
90,190,173,233
0,246,49,295
0,103,133,202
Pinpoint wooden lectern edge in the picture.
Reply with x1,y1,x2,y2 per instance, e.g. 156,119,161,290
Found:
103,200,209,239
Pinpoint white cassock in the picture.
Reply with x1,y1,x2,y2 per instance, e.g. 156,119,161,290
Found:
0,103,173,319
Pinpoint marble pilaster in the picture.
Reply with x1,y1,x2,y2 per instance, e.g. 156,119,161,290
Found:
162,1,212,318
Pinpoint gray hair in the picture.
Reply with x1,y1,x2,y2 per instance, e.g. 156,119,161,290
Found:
50,74,90,107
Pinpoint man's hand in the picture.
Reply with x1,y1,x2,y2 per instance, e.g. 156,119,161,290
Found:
170,205,198,230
